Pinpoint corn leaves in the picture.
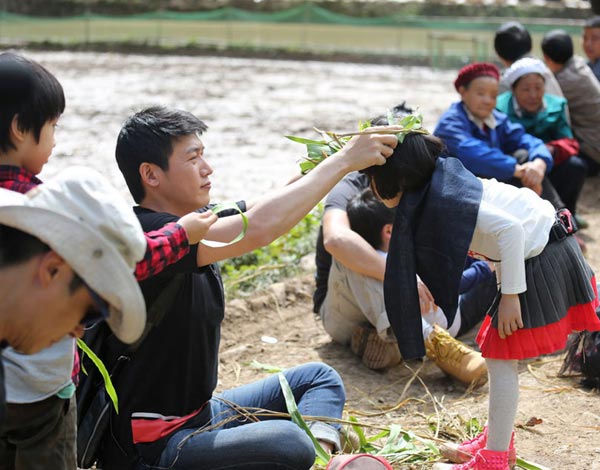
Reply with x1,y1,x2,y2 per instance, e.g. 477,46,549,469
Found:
279,373,330,466
77,338,119,414
286,112,427,174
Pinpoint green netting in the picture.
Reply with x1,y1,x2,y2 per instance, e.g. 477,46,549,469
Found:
0,3,584,34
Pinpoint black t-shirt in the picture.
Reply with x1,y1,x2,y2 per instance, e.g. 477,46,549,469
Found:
102,203,245,468
313,172,369,313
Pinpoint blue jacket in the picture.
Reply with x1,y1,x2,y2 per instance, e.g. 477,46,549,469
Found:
434,102,553,181
384,157,483,360
461,258,493,295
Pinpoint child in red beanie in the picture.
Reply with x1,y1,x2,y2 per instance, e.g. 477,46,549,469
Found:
434,62,561,209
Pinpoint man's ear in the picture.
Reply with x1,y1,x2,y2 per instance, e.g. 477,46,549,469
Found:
37,251,68,288
458,85,468,99
139,162,161,188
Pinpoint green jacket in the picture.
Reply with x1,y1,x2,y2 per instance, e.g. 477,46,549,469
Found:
496,92,573,142
496,92,579,164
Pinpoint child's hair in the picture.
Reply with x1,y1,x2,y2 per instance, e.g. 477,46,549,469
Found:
0,52,65,153
584,16,600,29
494,21,532,63
541,30,574,65
115,106,208,204
347,189,394,250
361,132,444,200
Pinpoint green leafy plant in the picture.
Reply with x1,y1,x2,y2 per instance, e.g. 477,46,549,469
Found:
286,112,428,174
77,338,119,413
279,373,330,467
201,202,248,247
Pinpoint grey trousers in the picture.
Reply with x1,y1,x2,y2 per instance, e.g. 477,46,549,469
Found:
320,259,497,346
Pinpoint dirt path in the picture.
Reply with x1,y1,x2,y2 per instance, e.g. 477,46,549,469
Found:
25,50,600,469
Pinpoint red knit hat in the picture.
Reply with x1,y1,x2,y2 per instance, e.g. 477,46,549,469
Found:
454,62,500,91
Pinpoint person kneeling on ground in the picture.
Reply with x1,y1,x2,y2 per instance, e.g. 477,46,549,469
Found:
319,186,495,387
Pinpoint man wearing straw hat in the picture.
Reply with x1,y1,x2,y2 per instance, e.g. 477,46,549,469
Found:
0,167,147,441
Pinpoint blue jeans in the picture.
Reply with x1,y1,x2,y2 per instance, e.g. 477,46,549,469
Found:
151,362,345,470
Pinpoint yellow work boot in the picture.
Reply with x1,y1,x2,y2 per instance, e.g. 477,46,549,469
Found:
424,324,487,388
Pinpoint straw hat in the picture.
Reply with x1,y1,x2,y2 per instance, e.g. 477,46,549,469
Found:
0,167,147,343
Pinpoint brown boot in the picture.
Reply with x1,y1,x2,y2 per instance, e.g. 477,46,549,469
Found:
350,324,401,370
424,324,487,388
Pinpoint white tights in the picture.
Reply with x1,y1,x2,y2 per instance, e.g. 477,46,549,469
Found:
486,358,519,451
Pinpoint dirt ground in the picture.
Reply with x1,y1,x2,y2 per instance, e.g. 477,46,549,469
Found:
23,50,600,469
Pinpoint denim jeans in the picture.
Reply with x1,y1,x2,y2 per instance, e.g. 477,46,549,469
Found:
151,362,345,470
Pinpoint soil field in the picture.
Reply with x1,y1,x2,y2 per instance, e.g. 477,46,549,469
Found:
21,50,600,469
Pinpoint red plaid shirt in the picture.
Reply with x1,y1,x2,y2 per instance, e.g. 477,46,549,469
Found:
0,165,190,383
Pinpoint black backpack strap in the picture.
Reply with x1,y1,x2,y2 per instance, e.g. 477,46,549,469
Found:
128,273,185,352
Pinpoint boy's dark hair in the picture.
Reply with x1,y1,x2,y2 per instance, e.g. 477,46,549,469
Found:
0,52,65,153
362,132,443,200
115,106,208,203
347,189,394,250
494,21,532,63
584,16,600,29
541,30,574,65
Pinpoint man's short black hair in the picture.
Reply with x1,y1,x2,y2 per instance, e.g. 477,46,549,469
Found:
346,189,394,250
0,224,49,268
0,53,65,153
115,106,208,204
584,16,600,29
541,30,574,65
494,21,532,63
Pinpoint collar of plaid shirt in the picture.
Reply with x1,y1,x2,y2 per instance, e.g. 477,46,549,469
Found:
0,165,43,194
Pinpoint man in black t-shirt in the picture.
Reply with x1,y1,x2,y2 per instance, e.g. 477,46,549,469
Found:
101,106,398,470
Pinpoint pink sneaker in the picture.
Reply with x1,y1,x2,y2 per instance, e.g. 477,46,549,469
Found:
439,427,516,469
433,449,511,470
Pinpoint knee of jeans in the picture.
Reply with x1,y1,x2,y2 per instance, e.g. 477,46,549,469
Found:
306,362,346,400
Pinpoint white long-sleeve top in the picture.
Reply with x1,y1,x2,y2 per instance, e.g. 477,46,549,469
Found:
469,178,555,295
